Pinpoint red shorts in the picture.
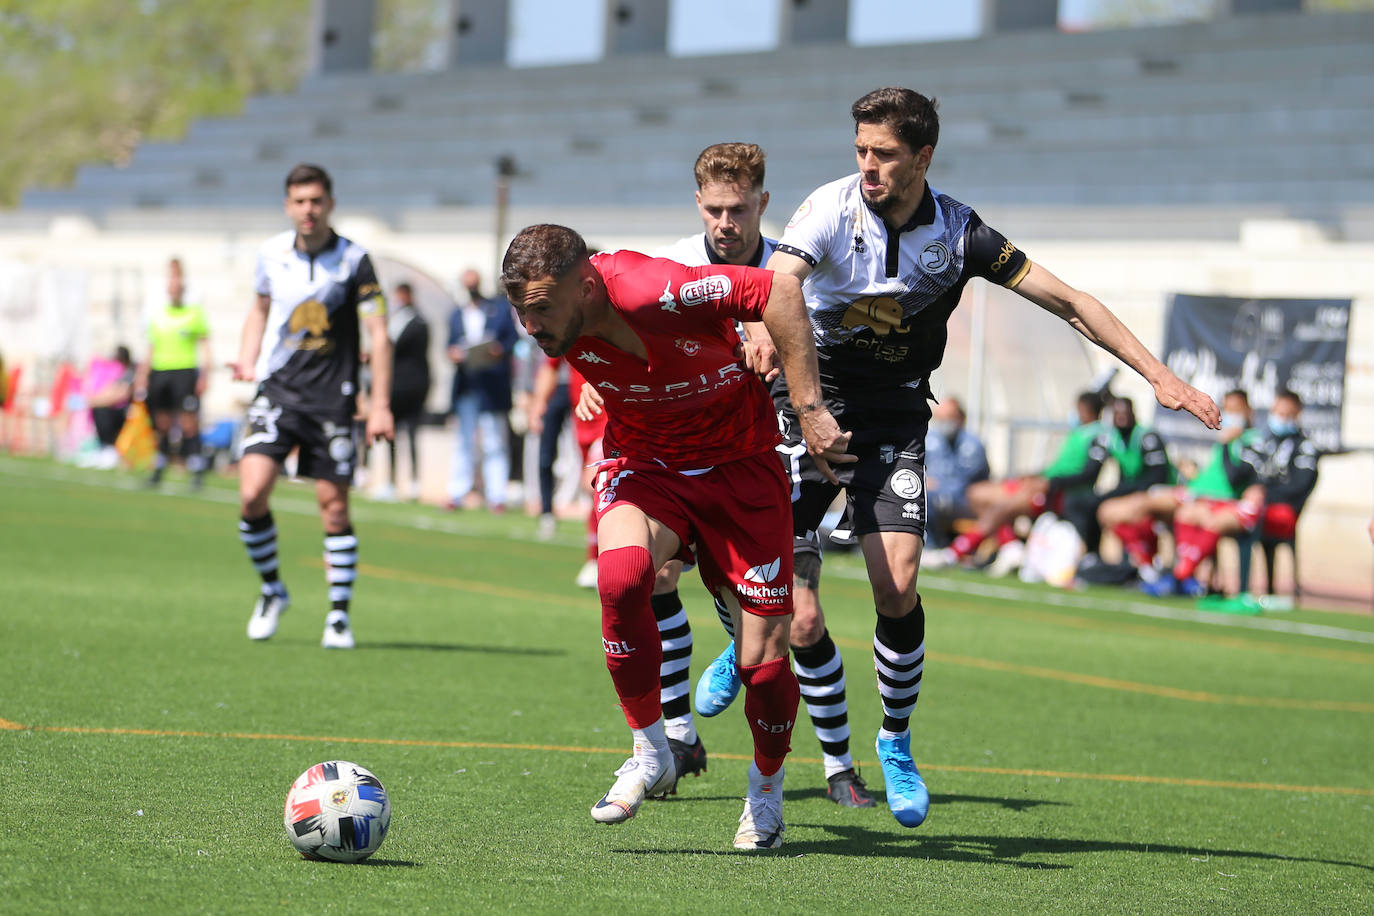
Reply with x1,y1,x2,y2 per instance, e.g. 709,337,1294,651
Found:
1261,503,1298,540
593,449,794,617
1196,497,1261,532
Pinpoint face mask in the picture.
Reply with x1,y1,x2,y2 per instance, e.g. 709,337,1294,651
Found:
1220,412,1246,430
932,420,958,440
1267,415,1298,437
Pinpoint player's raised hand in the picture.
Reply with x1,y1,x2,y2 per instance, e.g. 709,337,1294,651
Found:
798,405,855,485
574,382,604,422
1153,374,1220,429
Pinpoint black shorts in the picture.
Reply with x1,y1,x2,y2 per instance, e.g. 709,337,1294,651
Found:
146,368,200,415
775,395,930,559
237,392,357,483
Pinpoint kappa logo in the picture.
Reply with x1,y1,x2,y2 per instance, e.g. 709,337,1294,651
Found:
674,337,701,356
889,468,923,499
920,241,951,273
576,350,610,365
744,557,782,583
680,275,732,306
658,281,679,314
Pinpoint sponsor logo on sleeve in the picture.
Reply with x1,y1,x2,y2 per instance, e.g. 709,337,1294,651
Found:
989,240,1018,274
680,275,732,306
786,199,813,229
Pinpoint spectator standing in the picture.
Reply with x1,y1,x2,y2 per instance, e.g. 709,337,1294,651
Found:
447,268,517,512
377,282,431,501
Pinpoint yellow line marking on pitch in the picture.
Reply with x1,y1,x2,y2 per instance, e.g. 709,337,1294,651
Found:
8,721,1372,798
830,636,1373,712
937,652,1374,713
350,559,1370,711
0,717,26,730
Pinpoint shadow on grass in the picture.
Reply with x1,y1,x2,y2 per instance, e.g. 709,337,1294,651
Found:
355,642,564,656
665,788,1065,815
618,827,1374,871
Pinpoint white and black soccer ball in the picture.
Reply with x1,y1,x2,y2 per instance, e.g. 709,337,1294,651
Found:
283,760,391,863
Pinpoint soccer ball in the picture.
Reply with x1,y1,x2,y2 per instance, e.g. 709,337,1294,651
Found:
283,760,391,862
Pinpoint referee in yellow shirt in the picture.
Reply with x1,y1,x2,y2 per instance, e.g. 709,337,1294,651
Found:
136,258,212,489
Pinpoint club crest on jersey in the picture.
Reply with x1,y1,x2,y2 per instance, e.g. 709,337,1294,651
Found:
659,281,678,314
674,337,701,356
288,299,333,351
576,350,610,365
841,296,909,337
680,275,732,306
786,199,813,229
920,242,951,274
889,468,923,499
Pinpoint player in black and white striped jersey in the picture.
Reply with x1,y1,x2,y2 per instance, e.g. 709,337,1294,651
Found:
231,163,394,650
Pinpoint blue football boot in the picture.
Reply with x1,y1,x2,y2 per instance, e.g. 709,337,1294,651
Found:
876,732,930,828
693,641,740,717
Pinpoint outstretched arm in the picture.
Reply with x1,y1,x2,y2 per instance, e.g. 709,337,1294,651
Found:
1012,262,1219,429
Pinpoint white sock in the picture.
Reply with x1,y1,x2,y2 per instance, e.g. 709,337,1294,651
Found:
631,718,670,762
664,716,697,745
822,753,854,780
878,727,908,743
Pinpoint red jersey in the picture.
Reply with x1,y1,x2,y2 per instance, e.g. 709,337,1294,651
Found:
571,250,778,469
546,355,608,445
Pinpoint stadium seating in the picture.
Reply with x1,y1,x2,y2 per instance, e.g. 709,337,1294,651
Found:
12,10,1374,239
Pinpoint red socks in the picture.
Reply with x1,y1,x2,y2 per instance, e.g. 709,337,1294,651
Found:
1114,519,1158,567
597,546,661,727
1172,522,1220,580
739,655,800,776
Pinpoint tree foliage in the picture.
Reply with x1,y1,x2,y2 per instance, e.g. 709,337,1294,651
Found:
0,0,311,206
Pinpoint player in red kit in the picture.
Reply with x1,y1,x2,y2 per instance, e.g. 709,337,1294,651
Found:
501,224,851,850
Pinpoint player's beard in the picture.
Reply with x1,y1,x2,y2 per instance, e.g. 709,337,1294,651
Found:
538,309,585,358
861,162,922,219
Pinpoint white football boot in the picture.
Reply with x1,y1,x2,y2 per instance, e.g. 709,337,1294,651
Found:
591,746,676,824
246,589,289,641
734,763,785,850
321,611,355,649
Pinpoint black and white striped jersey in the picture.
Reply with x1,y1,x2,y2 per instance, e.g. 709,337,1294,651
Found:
252,230,386,415
776,175,1029,412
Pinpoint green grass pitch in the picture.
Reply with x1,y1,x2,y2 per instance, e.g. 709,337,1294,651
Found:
2,455,1372,914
